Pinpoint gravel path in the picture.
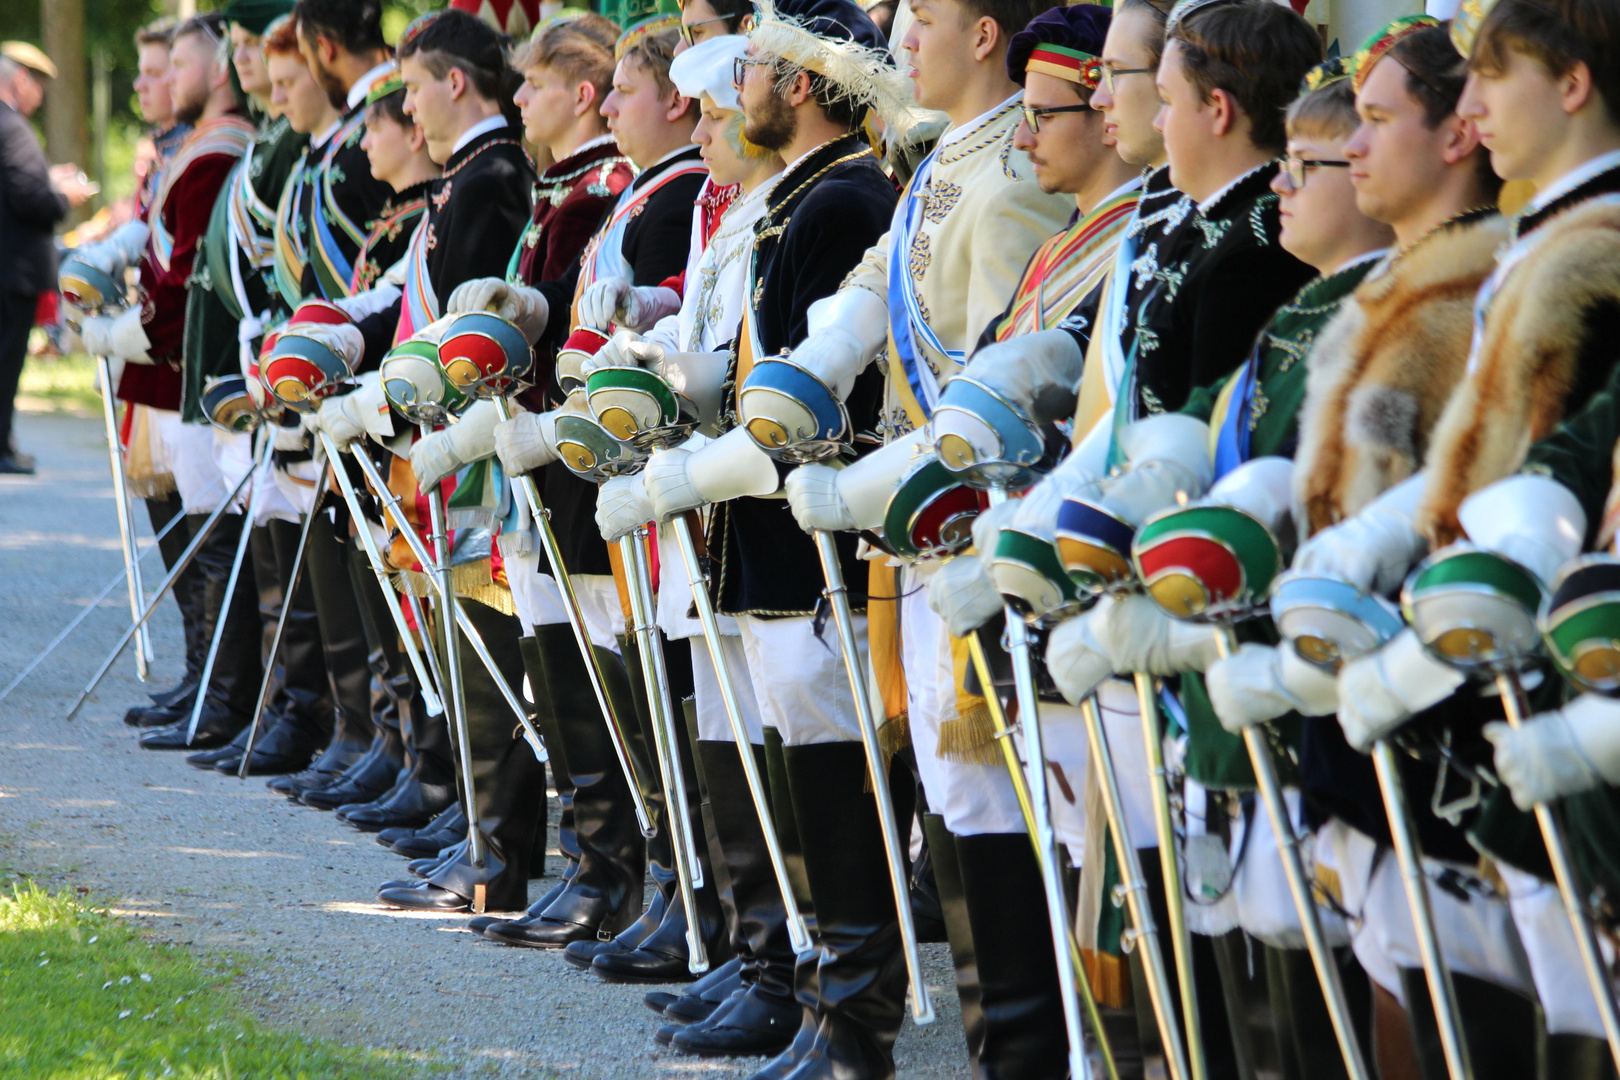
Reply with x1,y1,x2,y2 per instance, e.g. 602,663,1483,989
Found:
0,410,970,1079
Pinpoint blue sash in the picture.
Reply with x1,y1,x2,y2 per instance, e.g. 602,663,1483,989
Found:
887,149,962,420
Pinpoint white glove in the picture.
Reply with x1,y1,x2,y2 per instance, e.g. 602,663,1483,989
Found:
1046,605,1116,705
785,463,849,533
1486,694,1620,810
969,498,1023,572
80,307,153,363
927,554,1004,638
645,429,782,520
1094,592,1223,676
596,473,655,542
73,220,149,276
272,417,307,451
1201,456,1295,537
445,277,549,344
958,329,1086,423
494,408,563,475
785,288,890,400
786,429,933,534
1458,474,1586,584
578,278,682,334
1335,627,1466,752
1293,473,1427,595
582,329,651,376
658,349,730,427
1094,414,1213,526
315,371,393,451
287,321,366,373
409,399,501,492
1207,642,1339,734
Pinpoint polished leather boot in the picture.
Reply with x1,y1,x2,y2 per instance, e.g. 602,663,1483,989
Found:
673,736,808,1060
141,511,261,750
771,741,907,1080
130,495,205,718
203,520,333,774
381,600,544,914
1400,967,1538,1080
594,675,730,983
654,956,747,1020
1545,1034,1620,1080
269,509,374,796
519,633,578,870
956,830,1067,1079
389,803,468,857
922,816,985,1074
1264,942,1371,1080
483,624,646,947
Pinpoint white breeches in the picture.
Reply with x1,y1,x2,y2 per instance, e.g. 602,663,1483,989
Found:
735,612,865,746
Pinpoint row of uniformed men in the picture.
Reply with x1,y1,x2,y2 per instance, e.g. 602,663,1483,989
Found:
70,0,1620,1075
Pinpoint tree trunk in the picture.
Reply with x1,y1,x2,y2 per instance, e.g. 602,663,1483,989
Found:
40,0,88,219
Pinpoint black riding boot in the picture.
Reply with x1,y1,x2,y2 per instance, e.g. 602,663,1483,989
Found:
1545,1033,1620,1080
381,599,544,913
956,830,1068,1079
1400,967,1538,1080
198,519,333,774
302,546,412,809
926,817,987,1075
141,511,261,750
270,506,374,797
1263,943,1371,1080
768,741,908,1080
484,625,645,944
127,493,205,721
465,632,576,936
592,638,729,981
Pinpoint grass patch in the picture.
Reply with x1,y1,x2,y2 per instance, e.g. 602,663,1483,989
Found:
18,350,102,416
0,880,431,1079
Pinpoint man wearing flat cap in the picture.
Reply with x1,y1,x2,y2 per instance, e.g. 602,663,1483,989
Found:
0,41,94,474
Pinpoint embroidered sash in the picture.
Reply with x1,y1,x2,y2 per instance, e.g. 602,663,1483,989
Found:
887,149,957,422
148,115,253,274
309,111,371,299
993,187,1138,341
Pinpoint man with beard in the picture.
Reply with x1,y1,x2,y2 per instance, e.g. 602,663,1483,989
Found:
75,14,257,752
180,0,340,782
451,16,710,938
313,7,539,915
635,0,914,1073
290,0,403,303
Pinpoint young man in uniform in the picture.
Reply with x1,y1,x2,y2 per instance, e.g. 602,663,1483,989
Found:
1293,2,1620,1075
180,0,341,783
781,6,1139,1073
460,18,710,943
77,15,257,754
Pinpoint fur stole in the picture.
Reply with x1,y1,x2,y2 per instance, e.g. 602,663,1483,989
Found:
1418,199,1620,543
1294,214,1508,536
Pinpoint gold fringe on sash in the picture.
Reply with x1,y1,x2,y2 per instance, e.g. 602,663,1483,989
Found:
867,559,911,780
124,404,177,498
1079,950,1132,1010
937,638,1000,765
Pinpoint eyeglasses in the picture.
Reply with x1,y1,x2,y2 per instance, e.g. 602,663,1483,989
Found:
679,15,730,46
1021,103,1091,134
732,55,775,90
1282,155,1350,189
1100,65,1156,94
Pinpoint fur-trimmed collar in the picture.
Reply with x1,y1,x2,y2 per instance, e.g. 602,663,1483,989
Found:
1294,213,1509,535
1419,197,1620,542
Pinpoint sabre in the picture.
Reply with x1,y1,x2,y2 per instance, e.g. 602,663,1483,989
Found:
184,436,275,746
1271,570,1475,1080
964,631,1120,1080
488,395,655,837
315,433,445,720
1495,671,1620,1073
418,420,482,868
0,510,185,705
981,488,1105,1074
65,460,258,720
1213,626,1372,1080
343,434,557,855
1134,672,1207,1080
624,527,708,974
238,460,326,775
812,527,935,1024
1372,742,1474,1080
96,355,153,679
671,512,815,954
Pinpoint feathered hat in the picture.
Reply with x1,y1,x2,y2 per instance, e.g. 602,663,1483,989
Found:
747,0,931,141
